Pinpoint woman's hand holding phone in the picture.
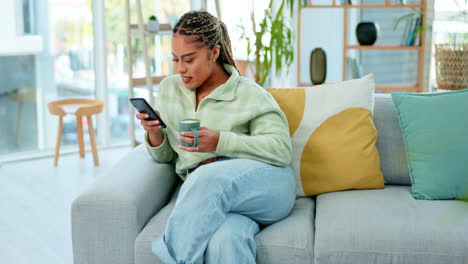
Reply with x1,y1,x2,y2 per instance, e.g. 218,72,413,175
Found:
136,111,164,147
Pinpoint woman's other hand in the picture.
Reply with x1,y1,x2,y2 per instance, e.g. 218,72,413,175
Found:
179,127,220,152
136,111,164,147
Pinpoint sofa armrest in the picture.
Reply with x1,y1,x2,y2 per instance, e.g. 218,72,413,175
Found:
71,144,178,264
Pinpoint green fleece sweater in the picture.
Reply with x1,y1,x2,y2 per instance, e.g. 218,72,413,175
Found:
145,64,292,179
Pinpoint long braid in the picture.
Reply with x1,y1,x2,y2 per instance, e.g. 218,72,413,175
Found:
218,21,237,69
173,11,239,73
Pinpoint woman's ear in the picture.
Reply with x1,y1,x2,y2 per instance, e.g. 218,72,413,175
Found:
212,45,221,62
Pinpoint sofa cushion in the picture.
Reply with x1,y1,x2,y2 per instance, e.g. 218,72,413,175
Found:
135,184,181,264
135,191,316,264
314,185,468,264
392,89,468,200
255,197,315,264
373,94,411,185
268,74,384,197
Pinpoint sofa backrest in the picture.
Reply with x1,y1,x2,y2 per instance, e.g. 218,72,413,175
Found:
373,94,411,185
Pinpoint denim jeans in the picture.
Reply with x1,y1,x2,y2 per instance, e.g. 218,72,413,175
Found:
152,158,296,264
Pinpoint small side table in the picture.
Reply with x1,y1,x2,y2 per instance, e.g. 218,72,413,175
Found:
47,99,104,166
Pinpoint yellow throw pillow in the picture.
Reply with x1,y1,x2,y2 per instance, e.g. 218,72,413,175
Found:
268,74,384,197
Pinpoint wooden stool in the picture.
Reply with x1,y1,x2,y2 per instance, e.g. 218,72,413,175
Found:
47,99,104,166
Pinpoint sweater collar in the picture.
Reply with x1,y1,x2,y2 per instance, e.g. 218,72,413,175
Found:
177,64,239,102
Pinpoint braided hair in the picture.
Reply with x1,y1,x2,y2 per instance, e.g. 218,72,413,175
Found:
173,11,238,72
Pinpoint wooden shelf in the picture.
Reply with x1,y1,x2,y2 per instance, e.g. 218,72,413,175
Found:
298,0,427,92
346,45,422,50
376,85,418,93
296,83,418,93
131,76,166,87
303,4,422,8
297,83,310,87
129,23,172,37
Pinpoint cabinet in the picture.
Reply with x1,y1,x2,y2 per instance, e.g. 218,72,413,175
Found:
125,0,172,146
298,0,427,93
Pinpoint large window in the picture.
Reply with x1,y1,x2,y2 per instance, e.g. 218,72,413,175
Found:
49,0,96,146
433,0,468,44
0,0,40,156
0,56,38,156
1,0,203,160
207,0,269,62
105,0,190,142
429,0,468,90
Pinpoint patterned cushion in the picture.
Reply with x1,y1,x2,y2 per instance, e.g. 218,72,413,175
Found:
268,74,384,196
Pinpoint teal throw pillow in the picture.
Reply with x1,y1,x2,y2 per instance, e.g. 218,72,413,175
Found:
392,89,468,200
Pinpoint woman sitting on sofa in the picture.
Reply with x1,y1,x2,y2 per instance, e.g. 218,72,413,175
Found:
136,10,295,264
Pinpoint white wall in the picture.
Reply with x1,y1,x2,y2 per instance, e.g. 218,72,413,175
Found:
0,0,18,37
0,0,42,56
299,8,344,85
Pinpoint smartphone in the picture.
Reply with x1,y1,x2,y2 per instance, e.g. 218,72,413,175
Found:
130,98,167,128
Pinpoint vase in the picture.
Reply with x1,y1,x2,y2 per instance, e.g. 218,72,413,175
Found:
310,48,327,85
356,22,379,46
147,20,159,33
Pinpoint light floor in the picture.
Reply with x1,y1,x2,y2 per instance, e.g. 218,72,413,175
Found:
0,146,131,264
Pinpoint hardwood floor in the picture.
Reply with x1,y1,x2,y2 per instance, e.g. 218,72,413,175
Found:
0,146,131,264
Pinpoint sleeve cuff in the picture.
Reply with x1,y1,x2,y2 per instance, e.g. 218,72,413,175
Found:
215,131,235,156
145,130,169,152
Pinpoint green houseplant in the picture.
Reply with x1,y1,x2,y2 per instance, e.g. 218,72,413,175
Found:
240,0,299,87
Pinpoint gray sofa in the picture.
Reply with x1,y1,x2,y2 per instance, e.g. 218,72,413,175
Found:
72,94,468,264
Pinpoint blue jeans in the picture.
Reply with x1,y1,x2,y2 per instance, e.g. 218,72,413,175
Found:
152,158,296,264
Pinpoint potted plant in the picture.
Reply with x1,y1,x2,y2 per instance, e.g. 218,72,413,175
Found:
147,15,159,33
239,0,299,87
393,8,426,46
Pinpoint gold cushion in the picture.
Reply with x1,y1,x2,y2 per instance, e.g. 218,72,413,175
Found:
268,74,384,196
